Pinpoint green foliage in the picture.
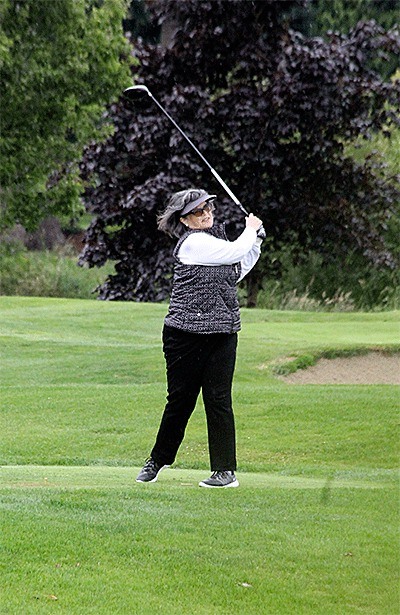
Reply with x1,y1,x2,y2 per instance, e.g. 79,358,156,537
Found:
344,120,400,265
346,122,400,190
124,0,160,43
2,239,397,309
0,0,132,231
304,0,400,76
0,0,12,68
255,240,399,311
0,242,114,298
309,0,399,35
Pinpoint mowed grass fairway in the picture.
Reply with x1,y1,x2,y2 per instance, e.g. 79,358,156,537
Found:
0,297,398,614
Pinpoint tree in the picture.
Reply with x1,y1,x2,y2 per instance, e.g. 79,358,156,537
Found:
123,0,160,44
302,0,400,77
0,0,132,231
78,0,400,304
308,0,400,35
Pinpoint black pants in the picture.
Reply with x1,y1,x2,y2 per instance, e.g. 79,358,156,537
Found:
151,325,238,471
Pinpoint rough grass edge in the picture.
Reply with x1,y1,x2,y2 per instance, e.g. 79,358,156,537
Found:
270,345,400,376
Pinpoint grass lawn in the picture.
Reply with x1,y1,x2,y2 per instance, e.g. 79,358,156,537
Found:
0,297,399,614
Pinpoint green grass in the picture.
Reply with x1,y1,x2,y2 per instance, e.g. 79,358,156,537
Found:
1,468,397,615
0,244,115,299
0,297,399,614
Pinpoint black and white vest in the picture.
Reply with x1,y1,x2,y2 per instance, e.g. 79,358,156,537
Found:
164,224,241,334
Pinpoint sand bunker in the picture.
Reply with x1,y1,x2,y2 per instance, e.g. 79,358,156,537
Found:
279,352,400,385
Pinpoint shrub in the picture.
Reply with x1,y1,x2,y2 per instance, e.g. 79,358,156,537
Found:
0,243,114,299
256,247,399,311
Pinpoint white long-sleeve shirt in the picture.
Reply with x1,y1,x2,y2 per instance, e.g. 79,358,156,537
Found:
177,227,262,282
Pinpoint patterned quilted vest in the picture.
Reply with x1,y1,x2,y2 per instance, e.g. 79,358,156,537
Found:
164,224,242,334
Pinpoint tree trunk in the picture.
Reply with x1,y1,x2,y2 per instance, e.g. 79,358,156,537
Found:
246,272,260,308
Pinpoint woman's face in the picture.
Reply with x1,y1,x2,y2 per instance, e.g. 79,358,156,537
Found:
180,202,215,231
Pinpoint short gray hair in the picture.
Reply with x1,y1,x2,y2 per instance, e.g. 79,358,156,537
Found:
157,189,209,238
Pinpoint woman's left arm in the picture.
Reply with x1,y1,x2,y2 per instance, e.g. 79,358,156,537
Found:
237,237,263,282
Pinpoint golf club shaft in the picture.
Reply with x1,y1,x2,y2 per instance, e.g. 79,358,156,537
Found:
145,90,249,216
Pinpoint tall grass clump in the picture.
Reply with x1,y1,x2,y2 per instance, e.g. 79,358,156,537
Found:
256,248,399,312
0,242,114,299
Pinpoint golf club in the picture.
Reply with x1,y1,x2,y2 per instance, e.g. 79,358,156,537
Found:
123,85,249,216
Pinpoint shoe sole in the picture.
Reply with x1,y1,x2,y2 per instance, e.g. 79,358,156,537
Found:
136,465,170,483
198,479,239,488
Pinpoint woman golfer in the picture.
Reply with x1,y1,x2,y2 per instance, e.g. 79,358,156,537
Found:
136,189,263,488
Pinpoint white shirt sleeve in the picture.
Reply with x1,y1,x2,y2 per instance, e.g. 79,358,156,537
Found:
237,237,262,282
177,227,262,281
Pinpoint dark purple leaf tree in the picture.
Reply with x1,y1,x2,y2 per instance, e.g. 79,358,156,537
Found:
79,0,400,304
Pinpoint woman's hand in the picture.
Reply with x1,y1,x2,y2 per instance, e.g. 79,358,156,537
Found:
245,213,263,231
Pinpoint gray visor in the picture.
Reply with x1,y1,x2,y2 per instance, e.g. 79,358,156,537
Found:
181,194,216,216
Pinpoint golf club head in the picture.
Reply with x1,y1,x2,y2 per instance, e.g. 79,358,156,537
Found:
123,85,151,103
